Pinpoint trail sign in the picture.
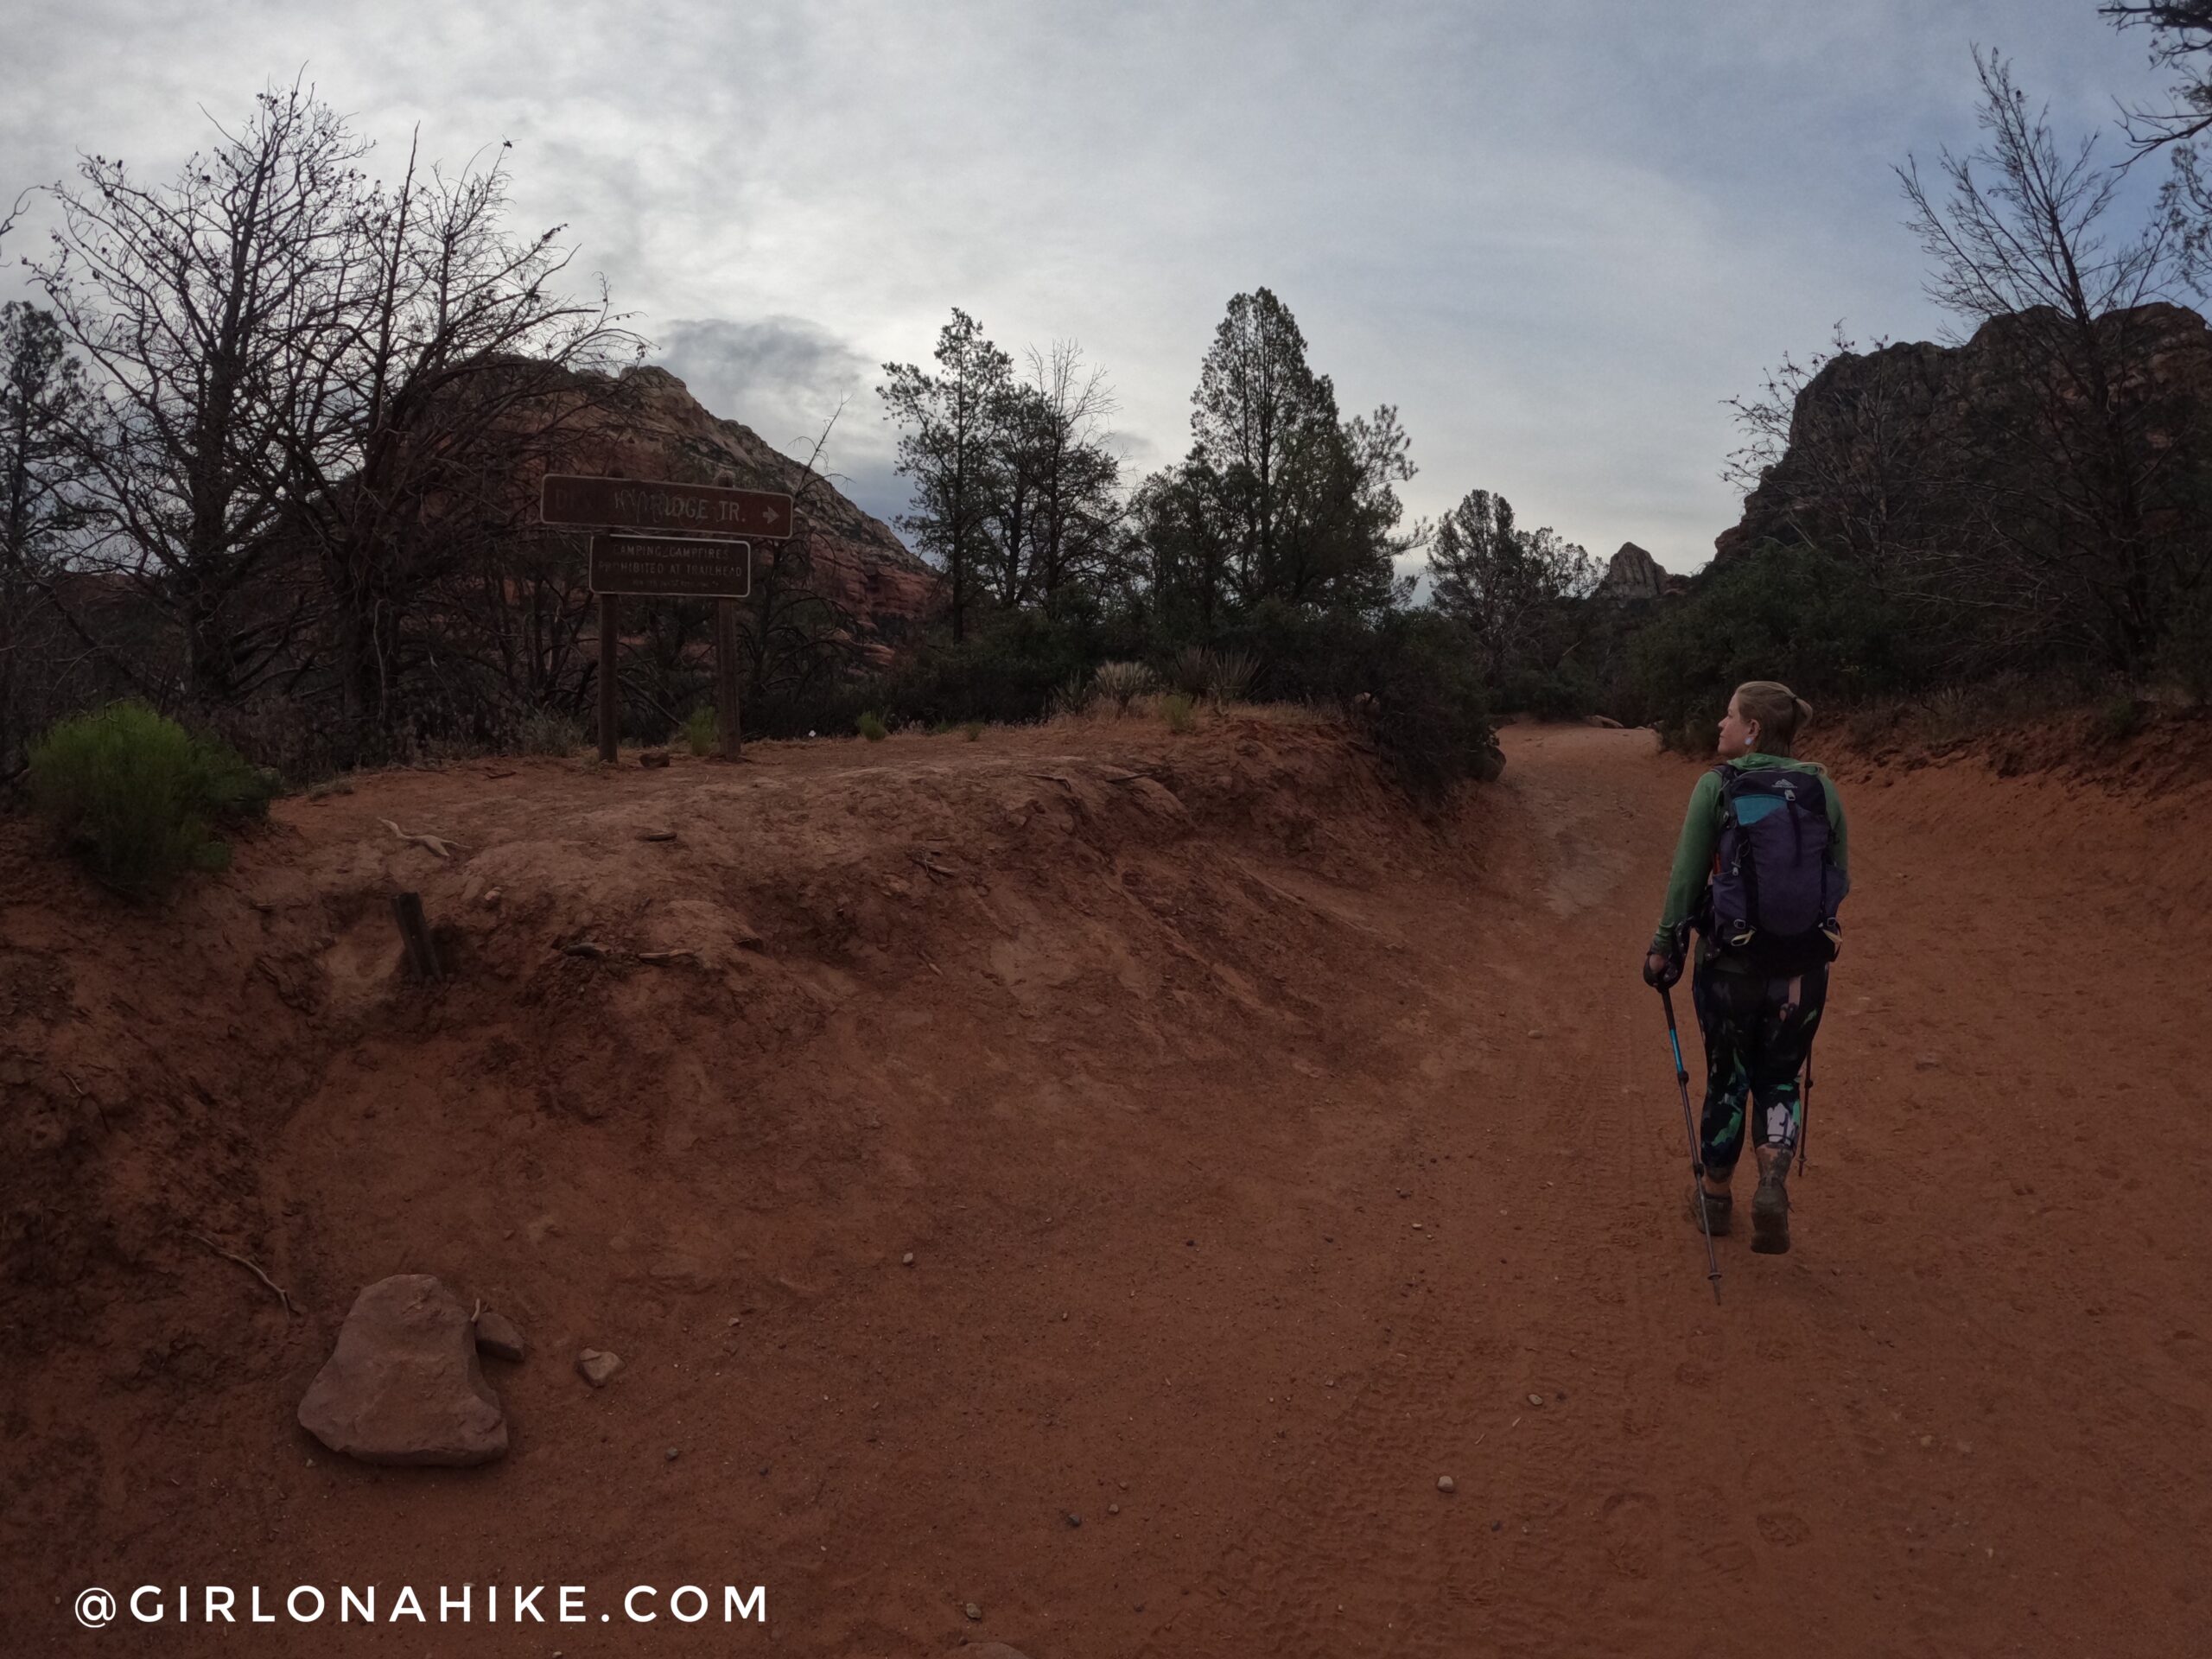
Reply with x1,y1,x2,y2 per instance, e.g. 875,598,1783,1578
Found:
589,534,753,599
542,474,794,540
545,473,791,765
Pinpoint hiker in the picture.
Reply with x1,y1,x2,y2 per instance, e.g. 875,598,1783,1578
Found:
1642,682,1848,1255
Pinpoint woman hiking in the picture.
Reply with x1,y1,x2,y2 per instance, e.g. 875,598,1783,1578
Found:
1642,682,1848,1255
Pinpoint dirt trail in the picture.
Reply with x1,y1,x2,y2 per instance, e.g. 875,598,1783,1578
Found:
3,717,2207,1656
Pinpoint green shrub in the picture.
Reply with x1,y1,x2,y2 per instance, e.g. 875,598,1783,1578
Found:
29,702,275,898
962,721,984,741
682,707,719,756
855,711,889,742
1161,691,1198,733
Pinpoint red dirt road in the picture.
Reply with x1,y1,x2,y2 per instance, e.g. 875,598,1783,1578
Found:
3,717,2207,1656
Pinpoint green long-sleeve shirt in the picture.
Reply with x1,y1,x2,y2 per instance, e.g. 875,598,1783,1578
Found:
1651,753,1849,955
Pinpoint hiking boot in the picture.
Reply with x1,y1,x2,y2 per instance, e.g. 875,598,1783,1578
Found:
1689,1184,1732,1236
1751,1175,1791,1255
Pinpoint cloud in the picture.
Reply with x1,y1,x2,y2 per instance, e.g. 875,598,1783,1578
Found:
652,315,912,531
0,0,2180,572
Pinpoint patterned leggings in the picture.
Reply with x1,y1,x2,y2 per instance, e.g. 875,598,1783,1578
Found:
1691,957,1827,1179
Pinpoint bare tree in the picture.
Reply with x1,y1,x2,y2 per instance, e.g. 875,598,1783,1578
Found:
280,134,641,749
1898,48,2196,670
1005,341,1122,615
30,83,365,703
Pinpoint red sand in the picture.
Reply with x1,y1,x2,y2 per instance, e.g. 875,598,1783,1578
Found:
3,715,2206,1656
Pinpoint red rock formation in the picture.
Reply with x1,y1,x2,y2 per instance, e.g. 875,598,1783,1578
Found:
543,366,938,662
1596,542,1671,601
1713,302,2212,565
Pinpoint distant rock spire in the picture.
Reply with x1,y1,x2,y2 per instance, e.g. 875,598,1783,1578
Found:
1596,542,1669,601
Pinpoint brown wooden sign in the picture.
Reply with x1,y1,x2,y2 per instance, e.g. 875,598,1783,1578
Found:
589,534,753,599
543,474,794,539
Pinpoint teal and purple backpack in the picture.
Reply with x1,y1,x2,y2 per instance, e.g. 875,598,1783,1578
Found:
1701,765,1848,972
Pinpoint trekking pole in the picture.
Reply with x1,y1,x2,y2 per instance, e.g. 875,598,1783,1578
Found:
1798,1039,1813,1177
1659,985,1723,1305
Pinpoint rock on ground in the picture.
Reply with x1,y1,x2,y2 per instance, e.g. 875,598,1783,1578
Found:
474,1307,526,1363
298,1275,508,1466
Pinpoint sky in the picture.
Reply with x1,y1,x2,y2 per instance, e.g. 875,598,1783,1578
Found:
0,0,2183,576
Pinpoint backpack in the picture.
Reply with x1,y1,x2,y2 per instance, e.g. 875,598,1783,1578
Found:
1700,765,1848,971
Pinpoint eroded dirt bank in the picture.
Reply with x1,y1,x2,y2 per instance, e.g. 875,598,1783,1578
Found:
2,715,2206,1657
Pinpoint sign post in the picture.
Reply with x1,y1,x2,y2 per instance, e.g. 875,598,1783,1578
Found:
541,476,791,762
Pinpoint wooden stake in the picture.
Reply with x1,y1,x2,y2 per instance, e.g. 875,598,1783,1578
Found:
598,593,620,763
391,891,442,982
715,597,743,759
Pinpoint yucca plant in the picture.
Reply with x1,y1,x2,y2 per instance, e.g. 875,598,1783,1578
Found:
1092,659,1158,716
1205,649,1258,706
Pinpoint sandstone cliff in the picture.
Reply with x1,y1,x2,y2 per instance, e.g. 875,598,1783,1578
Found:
1713,302,2212,564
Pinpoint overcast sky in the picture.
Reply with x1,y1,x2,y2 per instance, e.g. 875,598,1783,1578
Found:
0,0,2180,575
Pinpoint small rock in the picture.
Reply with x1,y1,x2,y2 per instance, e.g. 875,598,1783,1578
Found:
473,1308,526,1363
1437,1475,1456,1494
1527,1393,1545,1407
297,1275,507,1466
480,887,503,908
902,1251,916,1266
639,749,671,768
576,1349,623,1388
639,828,677,842
963,1601,982,1621
1584,715,1624,728
1065,1510,1082,1528
562,939,607,959
1915,1054,1942,1071
1108,1503,1120,1516
664,1446,680,1461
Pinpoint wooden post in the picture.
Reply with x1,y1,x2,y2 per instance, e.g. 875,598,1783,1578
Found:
715,597,743,759
597,593,619,763
391,892,442,982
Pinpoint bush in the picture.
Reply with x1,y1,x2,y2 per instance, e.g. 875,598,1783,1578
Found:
1164,645,1209,697
1205,648,1259,706
1160,692,1198,733
962,721,984,741
1208,602,1498,798
517,707,584,756
855,711,889,742
1092,660,1157,715
2097,694,2146,741
2157,581,2212,705
1626,543,1916,749
1357,612,1503,799
1498,663,1599,721
1051,669,1094,718
682,707,719,756
28,702,275,898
